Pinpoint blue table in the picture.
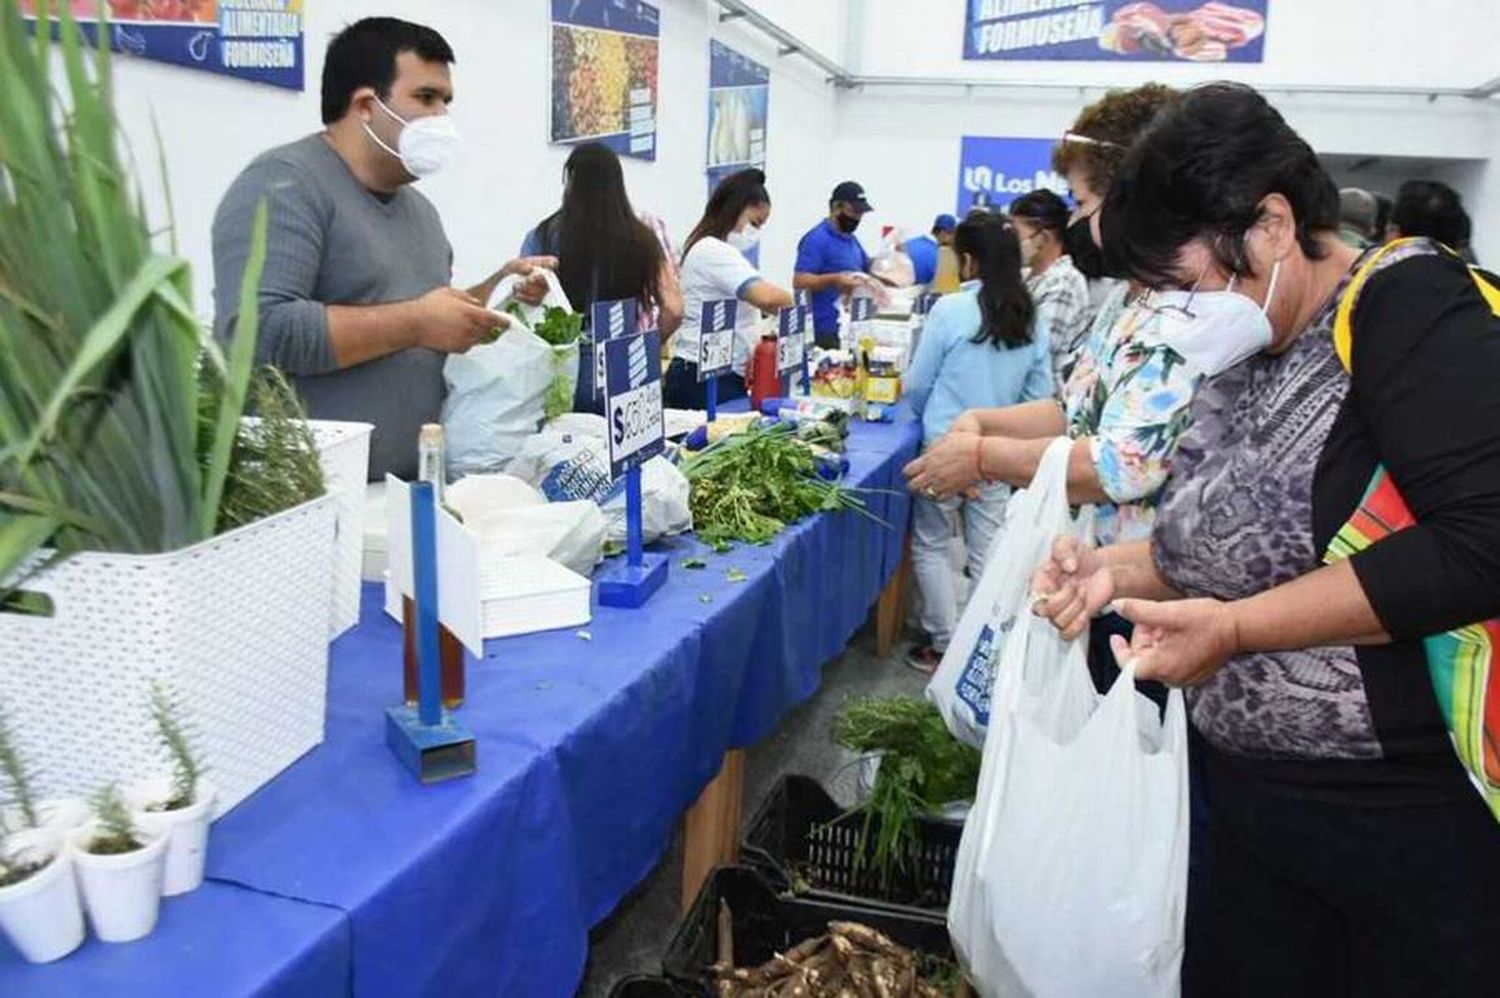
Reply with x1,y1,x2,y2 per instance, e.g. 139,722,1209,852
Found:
1,411,919,997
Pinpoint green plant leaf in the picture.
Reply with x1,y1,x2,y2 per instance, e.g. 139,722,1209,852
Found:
0,514,57,585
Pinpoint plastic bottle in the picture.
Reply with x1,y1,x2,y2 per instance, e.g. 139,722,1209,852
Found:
747,335,781,409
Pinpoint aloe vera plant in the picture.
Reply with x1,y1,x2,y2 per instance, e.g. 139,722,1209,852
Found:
0,0,275,586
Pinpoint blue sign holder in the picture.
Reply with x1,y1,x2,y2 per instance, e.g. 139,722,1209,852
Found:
698,297,737,423
385,482,476,783
598,323,668,608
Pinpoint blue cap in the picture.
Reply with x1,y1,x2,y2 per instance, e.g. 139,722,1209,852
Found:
933,213,958,232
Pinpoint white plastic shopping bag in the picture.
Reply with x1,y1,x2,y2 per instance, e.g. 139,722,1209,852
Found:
950,612,1189,998
442,271,578,476
927,436,1079,748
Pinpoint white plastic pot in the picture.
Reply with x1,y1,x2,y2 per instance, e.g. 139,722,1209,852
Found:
68,821,168,943
0,829,85,963
126,776,217,897
1,797,89,835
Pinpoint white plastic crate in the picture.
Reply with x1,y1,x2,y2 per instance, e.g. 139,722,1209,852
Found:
307,420,373,636
0,496,337,818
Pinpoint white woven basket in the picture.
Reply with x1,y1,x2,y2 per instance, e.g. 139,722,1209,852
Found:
0,496,336,818
307,420,373,637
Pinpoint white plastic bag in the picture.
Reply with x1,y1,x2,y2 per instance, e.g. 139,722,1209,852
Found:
600,456,692,546
950,611,1189,998
444,472,605,575
441,271,577,477
926,436,1078,748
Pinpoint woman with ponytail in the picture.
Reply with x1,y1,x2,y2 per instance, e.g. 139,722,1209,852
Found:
902,213,1053,672
666,168,794,408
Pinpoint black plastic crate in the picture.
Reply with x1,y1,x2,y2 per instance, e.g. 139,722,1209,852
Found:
608,974,681,998
664,866,956,994
742,774,962,914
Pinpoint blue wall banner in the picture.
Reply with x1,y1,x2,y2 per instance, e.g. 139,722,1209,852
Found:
23,1,304,91
551,0,660,161
964,1,1268,63
705,38,769,193
956,136,1070,216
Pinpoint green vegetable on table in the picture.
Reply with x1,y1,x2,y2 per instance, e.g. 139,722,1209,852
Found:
833,696,981,886
678,422,872,546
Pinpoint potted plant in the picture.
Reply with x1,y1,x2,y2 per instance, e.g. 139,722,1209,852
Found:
125,683,217,896
69,785,168,943
0,710,85,963
0,1,339,818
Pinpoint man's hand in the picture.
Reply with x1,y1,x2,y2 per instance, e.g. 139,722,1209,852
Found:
503,256,557,306
411,286,508,354
837,272,868,293
1110,597,1242,687
904,430,982,500
1031,535,1113,640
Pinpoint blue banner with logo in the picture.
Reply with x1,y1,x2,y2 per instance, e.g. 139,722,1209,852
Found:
23,1,304,91
964,1,1268,63
551,0,660,161
956,136,1070,216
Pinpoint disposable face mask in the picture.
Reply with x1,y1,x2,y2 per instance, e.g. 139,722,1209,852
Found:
364,97,461,178
1148,260,1281,377
728,224,762,252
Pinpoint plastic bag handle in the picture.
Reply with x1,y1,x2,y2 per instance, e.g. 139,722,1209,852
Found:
1022,436,1075,527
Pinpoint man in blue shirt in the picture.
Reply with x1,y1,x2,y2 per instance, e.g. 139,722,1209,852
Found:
903,213,956,286
794,181,875,348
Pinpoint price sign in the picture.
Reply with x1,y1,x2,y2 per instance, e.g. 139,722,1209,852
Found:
915,291,943,316
590,298,640,400
850,296,877,324
776,306,804,373
605,329,664,478
697,297,737,379
795,289,811,336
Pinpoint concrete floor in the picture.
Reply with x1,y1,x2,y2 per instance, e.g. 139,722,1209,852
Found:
577,623,927,996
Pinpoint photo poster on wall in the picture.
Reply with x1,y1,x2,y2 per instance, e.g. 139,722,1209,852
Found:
956,136,1071,217
550,0,660,161
964,1,1267,63
705,39,769,265
21,0,305,90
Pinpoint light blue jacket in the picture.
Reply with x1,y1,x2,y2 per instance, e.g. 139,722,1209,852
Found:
904,288,1053,445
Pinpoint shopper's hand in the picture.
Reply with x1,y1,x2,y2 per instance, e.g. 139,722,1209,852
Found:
837,272,868,293
412,286,508,353
1110,597,1241,687
904,430,981,500
504,256,557,306
1030,535,1113,640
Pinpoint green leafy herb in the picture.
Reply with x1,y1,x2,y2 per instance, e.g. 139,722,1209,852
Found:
88,785,143,856
148,682,203,811
726,567,748,583
679,421,875,546
0,702,38,829
214,368,325,533
681,557,707,569
531,306,583,346
833,696,980,885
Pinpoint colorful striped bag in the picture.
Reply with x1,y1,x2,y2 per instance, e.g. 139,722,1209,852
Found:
1324,238,1500,821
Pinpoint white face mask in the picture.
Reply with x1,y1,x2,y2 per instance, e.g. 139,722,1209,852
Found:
364,97,461,178
1147,260,1281,377
728,223,761,252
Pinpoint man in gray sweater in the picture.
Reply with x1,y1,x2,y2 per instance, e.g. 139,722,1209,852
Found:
212,17,549,479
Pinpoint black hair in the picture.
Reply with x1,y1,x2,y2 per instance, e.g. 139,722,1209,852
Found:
1391,179,1470,248
683,169,769,258
321,17,455,125
539,143,663,314
1008,189,1071,236
952,215,1034,350
1100,82,1340,288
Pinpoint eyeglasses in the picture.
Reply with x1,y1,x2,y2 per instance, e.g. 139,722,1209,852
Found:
1140,262,1214,321
1060,131,1125,150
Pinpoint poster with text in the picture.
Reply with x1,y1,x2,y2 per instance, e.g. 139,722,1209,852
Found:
22,1,304,91
956,136,1070,216
964,1,1267,63
705,39,768,195
551,0,660,161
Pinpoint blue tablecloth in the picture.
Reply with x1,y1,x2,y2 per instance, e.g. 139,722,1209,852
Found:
1,411,919,997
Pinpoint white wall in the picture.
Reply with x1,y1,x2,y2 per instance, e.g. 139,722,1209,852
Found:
743,0,852,66
102,0,842,315
834,0,1500,261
